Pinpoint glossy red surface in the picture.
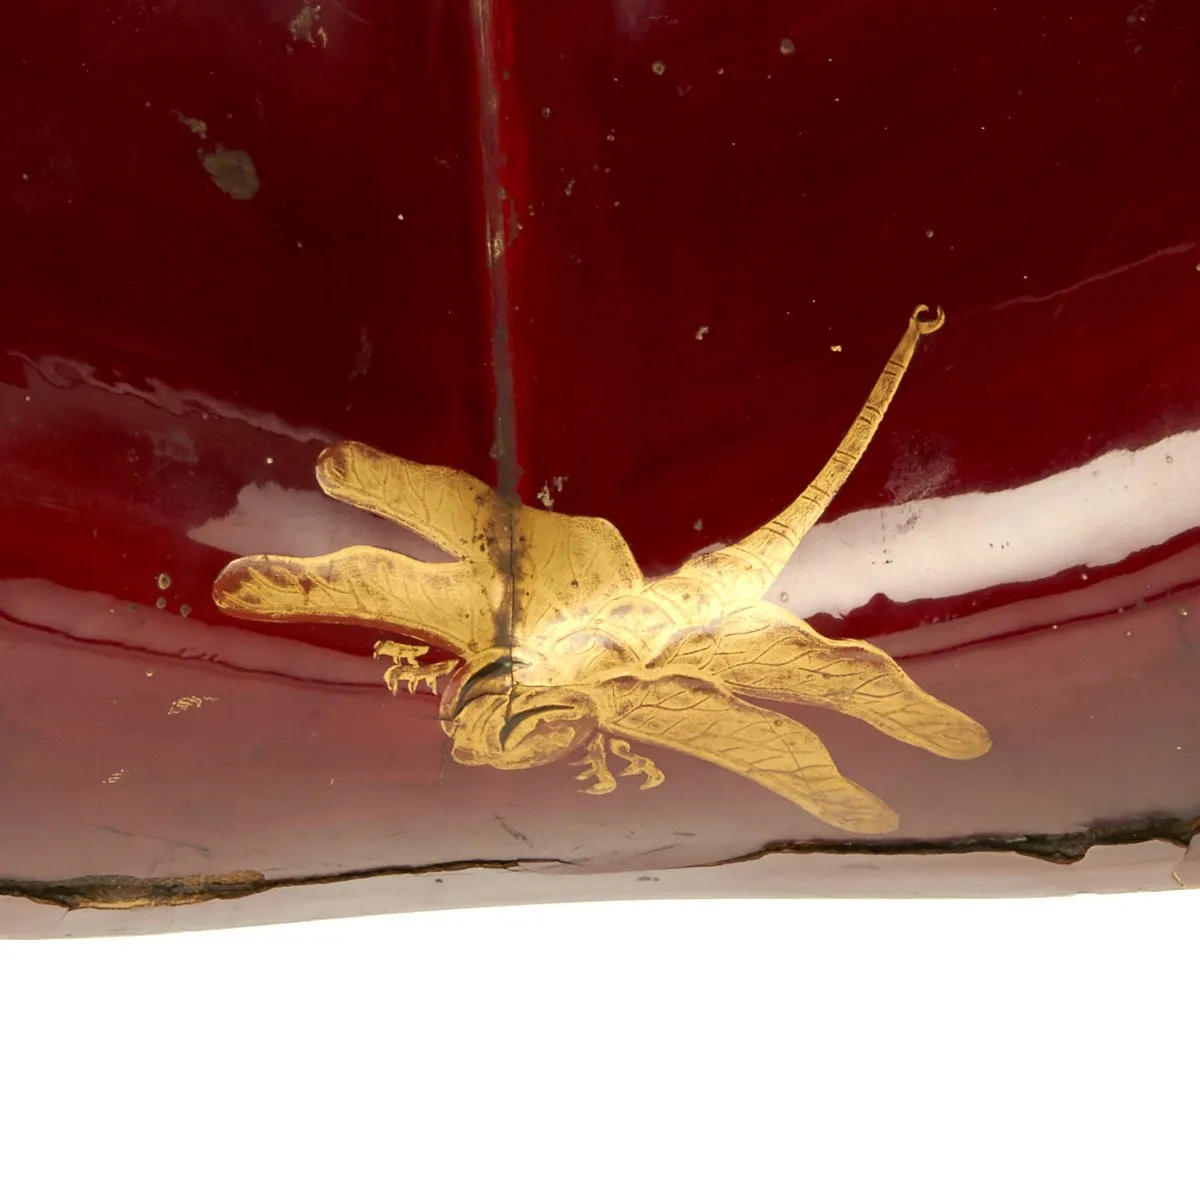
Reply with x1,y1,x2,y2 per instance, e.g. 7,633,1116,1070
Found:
2,0,1199,934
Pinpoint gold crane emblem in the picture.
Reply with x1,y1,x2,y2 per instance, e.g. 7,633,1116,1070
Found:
213,306,989,833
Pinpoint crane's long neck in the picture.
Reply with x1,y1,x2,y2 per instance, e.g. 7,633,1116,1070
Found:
686,304,945,599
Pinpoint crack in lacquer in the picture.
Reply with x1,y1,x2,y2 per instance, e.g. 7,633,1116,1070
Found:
469,0,523,721
3,812,1196,910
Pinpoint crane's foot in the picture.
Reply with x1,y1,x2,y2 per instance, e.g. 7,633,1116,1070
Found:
374,640,458,696
573,734,665,795
610,739,666,790
573,731,617,795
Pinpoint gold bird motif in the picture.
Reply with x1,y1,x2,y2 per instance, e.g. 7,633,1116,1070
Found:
213,305,989,833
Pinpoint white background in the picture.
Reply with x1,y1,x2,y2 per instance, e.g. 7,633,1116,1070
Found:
0,892,1194,1198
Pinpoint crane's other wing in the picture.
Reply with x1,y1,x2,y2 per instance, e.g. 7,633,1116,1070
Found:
650,604,990,761
512,506,644,639
316,442,501,565
603,675,899,834
213,547,498,657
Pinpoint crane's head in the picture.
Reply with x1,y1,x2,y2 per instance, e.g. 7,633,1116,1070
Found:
438,650,599,771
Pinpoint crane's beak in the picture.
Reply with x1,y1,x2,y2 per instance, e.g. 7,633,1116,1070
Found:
442,650,526,720
497,691,584,750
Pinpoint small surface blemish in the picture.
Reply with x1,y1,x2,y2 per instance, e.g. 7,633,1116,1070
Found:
349,327,373,380
695,325,709,340
652,61,666,75
175,112,208,139
495,816,533,846
155,597,167,610
202,147,260,200
780,37,795,54
168,695,218,716
693,518,704,531
289,3,328,46
157,572,172,589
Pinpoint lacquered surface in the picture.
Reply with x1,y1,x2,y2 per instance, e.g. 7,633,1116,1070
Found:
2,0,1199,934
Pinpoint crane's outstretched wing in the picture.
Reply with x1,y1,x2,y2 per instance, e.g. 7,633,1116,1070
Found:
212,547,498,657
512,506,644,639
650,603,990,761
602,675,899,834
316,442,501,565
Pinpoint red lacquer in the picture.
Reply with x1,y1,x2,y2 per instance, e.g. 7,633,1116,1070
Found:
1,0,1198,935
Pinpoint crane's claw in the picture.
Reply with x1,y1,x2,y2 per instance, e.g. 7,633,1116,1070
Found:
573,731,617,795
374,640,458,696
572,734,663,795
609,738,666,790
